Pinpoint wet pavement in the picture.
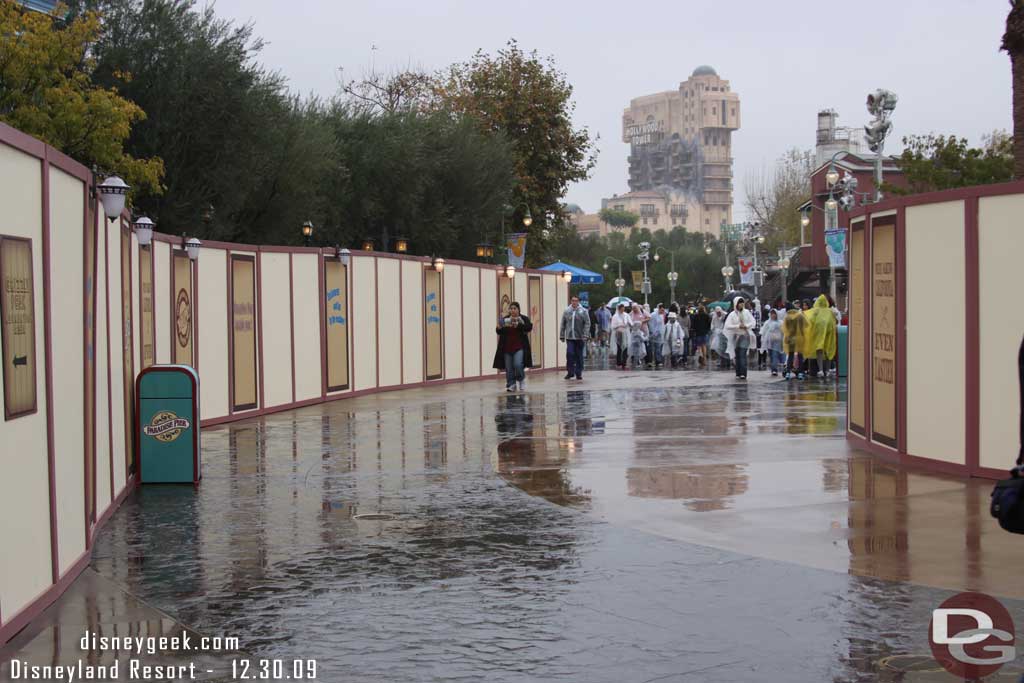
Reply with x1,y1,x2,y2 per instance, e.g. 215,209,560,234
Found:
4,366,1024,681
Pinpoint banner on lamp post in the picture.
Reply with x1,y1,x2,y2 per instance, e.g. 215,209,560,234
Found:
738,257,754,286
631,270,644,292
825,228,847,268
507,233,527,268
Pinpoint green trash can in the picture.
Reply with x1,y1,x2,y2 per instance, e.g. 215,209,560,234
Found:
837,325,848,378
136,365,201,484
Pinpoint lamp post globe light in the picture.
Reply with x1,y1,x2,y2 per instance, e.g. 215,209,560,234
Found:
302,220,314,246
604,256,624,298
97,176,129,222
721,265,734,293
132,216,154,247
778,254,791,303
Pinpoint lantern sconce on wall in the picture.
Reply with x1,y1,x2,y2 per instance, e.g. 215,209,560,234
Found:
132,216,154,247
335,246,351,266
394,236,409,253
361,238,375,252
431,256,445,272
96,175,129,223
504,265,516,279
185,237,202,262
561,270,573,284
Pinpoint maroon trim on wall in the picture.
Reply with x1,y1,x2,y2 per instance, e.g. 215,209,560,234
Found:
256,252,265,411
459,267,465,378
318,252,327,398
168,245,174,357
478,268,483,377
192,255,199,373
895,207,907,455
374,257,380,388
122,222,136,478
41,150,59,583
289,254,296,403
149,244,156,363
226,253,234,413
86,181,99,541
421,264,428,380
964,196,980,474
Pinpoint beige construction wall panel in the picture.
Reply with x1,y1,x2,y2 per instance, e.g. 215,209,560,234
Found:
401,261,424,384
905,201,965,465
48,167,87,574
351,256,377,391
979,194,1024,470
462,267,481,377
443,265,463,379
479,268,497,376
153,240,171,365
107,221,127,493
198,249,228,420
94,209,112,508
259,252,292,408
0,143,52,619
291,254,322,401
513,272,527,318
377,259,401,387
544,277,557,369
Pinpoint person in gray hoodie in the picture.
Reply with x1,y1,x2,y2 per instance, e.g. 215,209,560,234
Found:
560,296,590,380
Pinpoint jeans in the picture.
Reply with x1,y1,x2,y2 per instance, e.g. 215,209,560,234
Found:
566,339,585,378
504,349,524,388
650,336,664,365
786,351,800,374
768,349,785,372
734,344,749,377
614,331,628,367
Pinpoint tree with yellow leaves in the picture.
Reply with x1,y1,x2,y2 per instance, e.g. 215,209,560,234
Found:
0,2,162,193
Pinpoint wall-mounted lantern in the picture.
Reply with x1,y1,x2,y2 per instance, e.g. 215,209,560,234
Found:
132,216,154,246
97,176,129,222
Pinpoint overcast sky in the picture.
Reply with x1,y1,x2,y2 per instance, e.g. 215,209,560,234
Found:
212,0,1011,220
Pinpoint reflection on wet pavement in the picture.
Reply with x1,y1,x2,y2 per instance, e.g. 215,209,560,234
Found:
11,371,1022,682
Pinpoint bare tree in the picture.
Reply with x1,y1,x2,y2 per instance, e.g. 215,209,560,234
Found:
338,65,434,114
744,148,814,247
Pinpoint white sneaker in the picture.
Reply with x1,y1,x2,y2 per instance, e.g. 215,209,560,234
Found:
518,380,525,391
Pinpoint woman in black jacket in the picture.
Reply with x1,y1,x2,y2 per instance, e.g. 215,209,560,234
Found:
492,302,533,392
691,304,712,368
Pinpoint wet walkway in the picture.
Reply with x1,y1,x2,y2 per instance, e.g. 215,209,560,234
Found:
4,369,1023,681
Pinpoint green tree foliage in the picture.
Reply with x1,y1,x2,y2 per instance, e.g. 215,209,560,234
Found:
0,2,163,192
1002,0,1024,178
549,226,726,306
597,208,639,229
886,132,1013,195
80,0,331,241
433,40,598,265
319,105,515,259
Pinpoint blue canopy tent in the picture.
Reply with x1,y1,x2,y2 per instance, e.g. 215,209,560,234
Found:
538,261,604,285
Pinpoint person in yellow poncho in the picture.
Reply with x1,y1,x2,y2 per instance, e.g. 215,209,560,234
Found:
802,294,838,378
781,303,807,379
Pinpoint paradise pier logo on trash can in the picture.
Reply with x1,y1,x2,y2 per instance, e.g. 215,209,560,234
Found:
143,410,191,443
929,591,1015,679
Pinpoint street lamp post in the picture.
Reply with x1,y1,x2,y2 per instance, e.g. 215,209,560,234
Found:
637,242,652,306
752,233,766,299
721,265,734,294
603,256,624,299
653,247,679,304
778,252,791,304
865,89,898,203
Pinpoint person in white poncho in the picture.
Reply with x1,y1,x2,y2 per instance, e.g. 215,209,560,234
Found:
723,296,756,379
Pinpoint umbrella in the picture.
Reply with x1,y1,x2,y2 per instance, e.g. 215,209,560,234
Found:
538,260,604,285
606,296,634,309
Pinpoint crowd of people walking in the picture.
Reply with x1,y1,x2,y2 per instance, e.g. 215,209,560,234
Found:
494,293,841,391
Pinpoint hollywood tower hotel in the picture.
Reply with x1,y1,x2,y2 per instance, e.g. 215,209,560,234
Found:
613,66,740,237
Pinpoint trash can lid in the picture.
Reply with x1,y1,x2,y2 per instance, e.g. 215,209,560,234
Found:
138,365,199,399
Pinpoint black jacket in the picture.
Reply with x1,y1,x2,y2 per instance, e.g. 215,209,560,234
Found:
492,315,534,369
691,312,712,336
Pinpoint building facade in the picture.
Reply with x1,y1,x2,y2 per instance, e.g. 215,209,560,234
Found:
619,65,741,237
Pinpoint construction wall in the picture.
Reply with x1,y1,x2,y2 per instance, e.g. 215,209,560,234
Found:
0,122,568,644
846,182,1024,478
